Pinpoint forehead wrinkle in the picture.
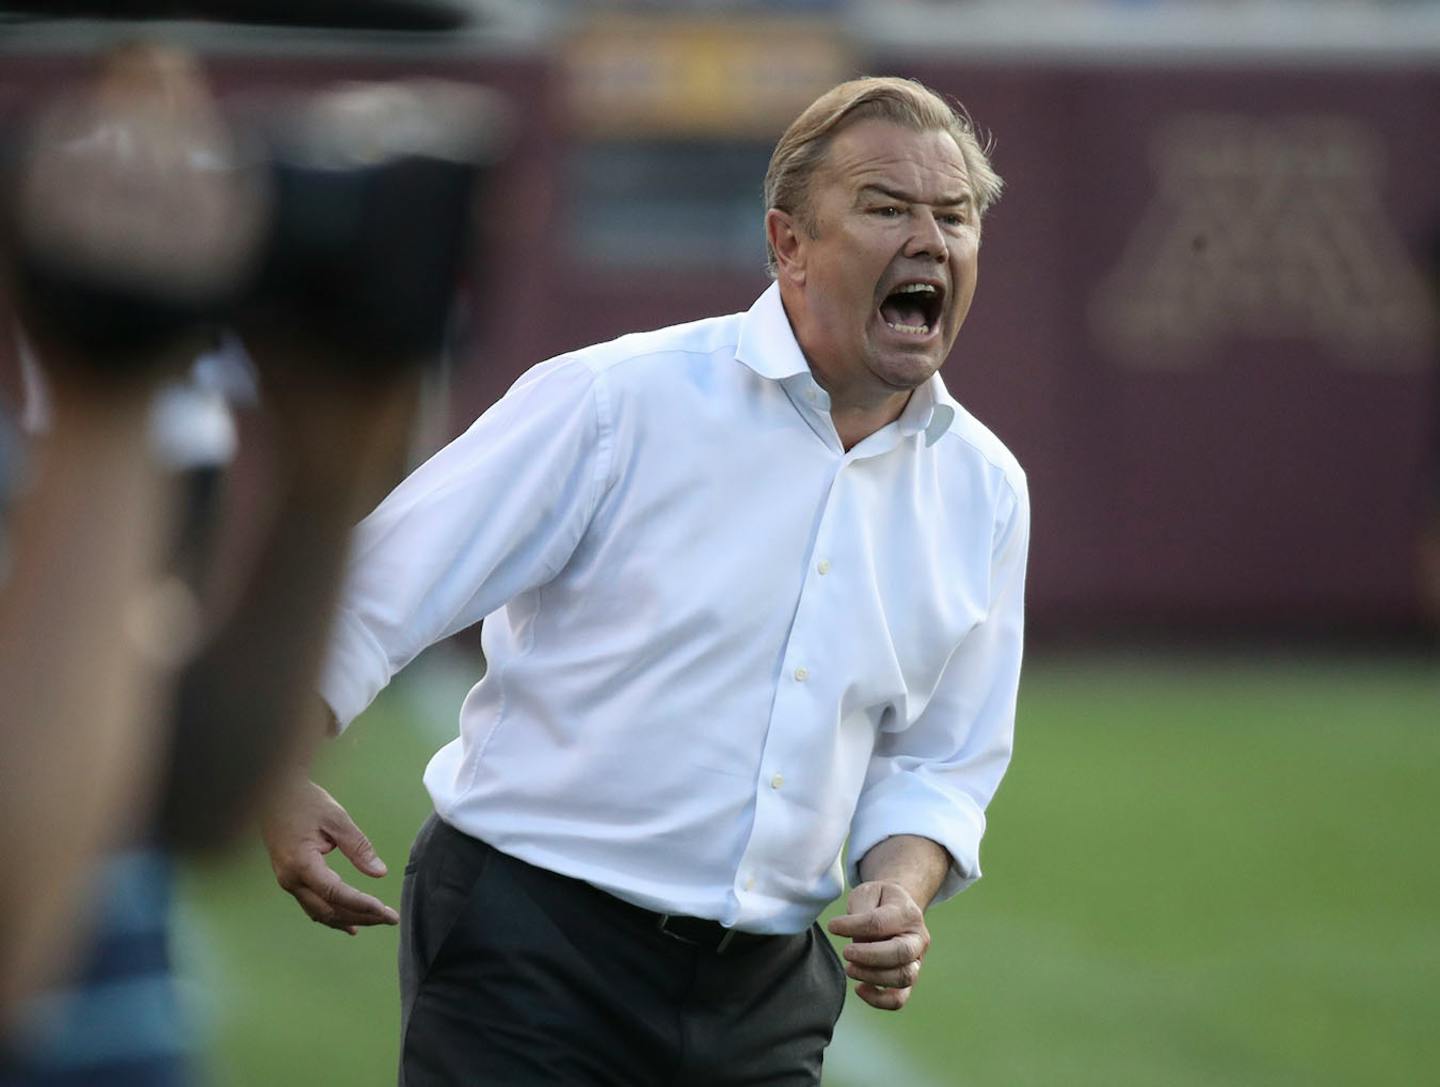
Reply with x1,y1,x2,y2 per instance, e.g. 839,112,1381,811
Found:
856,182,972,209
839,148,974,205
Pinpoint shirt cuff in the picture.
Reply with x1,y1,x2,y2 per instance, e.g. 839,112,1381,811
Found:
316,610,393,733
846,773,988,906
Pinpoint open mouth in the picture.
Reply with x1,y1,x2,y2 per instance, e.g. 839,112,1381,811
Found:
878,281,944,337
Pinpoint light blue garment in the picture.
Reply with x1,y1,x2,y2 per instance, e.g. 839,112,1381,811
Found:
0,850,191,1086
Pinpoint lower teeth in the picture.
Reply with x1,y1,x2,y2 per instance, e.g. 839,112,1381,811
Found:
887,321,929,335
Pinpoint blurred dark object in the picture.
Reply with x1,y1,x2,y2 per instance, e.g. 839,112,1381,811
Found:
155,80,509,850
248,82,506,372
0,0,470,31
5,44,265,370
4,58,507,374
1418,229,1440,630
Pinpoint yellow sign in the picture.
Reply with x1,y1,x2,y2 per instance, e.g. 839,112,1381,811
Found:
564,15,854,139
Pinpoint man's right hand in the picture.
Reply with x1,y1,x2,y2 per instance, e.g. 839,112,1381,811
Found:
261,779,400,935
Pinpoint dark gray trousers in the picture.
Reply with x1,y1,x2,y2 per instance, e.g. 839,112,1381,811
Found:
398,815,848,1086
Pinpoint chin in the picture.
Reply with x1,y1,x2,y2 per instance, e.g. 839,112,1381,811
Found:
874,360,939,391
881,345,944,380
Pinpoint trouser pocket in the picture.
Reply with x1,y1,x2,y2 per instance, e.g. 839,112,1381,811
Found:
398,815,495,1053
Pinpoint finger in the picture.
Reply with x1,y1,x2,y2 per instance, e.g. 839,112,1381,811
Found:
309,875,397,927
856,982,911,1011
292,887,360,935
828,903,910,940
325,810,388,878
846,958,921,989
842,933,927,968
293,884,397,931
827,912,877,939
315,870,400,925
845,881,884,917
294,858,400,924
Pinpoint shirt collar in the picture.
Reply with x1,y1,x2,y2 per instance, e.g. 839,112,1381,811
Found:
736,281,815,381
736,281,957,448
903,374,958,448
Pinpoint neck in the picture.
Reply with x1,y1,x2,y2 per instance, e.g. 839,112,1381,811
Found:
825,388,911,450
804,347,912,450
777,285,913,450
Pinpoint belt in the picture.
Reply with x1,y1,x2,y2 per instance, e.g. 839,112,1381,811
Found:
651,912,772,955
435,820,776,957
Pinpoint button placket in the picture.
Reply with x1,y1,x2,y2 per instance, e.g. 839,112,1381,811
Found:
735,455,851,914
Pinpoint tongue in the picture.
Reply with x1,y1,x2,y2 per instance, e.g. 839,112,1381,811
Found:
881,296,926,327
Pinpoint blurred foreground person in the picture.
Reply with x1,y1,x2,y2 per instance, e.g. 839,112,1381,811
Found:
264,76,1029,1086
0,45,266,1046
0,335,254,1086
0,38,494,1084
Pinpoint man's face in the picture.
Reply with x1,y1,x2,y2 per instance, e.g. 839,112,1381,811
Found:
774,120,980,404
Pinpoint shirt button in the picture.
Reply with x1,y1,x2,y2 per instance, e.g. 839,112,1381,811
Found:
816,559,831,575
793,666,809,682
770,773,784,789
744,876,756,891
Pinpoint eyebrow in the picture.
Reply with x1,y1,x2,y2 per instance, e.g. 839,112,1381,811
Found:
857,183,972,208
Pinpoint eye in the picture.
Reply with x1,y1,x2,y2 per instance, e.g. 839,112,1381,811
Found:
870,205,903,218
940,212,967,228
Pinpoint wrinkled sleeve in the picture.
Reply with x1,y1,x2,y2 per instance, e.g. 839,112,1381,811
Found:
318,355,612,731
846,470,1030,904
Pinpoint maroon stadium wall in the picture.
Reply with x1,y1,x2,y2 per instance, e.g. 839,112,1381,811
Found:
3,45,1436,637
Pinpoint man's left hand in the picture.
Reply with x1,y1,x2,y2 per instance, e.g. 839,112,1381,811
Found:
827,880,931,1011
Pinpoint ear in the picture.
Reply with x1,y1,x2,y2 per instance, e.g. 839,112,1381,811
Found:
765,208,807,285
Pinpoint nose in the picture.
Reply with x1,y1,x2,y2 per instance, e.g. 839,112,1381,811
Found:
904,210,948,263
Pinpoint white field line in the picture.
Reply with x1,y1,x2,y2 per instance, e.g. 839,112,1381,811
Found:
824,1012,952,1087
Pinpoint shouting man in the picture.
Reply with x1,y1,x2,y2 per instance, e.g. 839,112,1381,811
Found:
263,76,1028,1087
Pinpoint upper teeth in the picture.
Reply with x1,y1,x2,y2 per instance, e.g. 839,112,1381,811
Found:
895,283,937,295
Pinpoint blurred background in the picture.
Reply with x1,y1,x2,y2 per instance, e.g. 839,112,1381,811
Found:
1,1,1436,1084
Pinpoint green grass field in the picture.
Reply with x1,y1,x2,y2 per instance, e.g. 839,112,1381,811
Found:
179,652,1439,1086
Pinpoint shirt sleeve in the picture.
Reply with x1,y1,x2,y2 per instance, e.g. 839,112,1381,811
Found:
845,468,1030,904
318,354,613,730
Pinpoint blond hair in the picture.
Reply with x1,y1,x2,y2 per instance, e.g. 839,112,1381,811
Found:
763,76,1003,276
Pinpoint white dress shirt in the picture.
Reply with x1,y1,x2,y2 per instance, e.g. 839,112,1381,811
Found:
320,282,1029,934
